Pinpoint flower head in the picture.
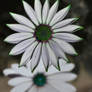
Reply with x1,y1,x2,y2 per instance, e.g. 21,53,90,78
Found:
3,59,77,92
4,0,83,71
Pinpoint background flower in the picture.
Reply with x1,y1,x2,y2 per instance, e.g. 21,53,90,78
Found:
3,59,77,92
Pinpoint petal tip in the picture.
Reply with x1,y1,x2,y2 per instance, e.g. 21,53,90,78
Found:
75,52,78,56
79,26,84,30
67,4,71,9
9,12,15,16
9,52,12,56
75,17,80,21
4,38,7,42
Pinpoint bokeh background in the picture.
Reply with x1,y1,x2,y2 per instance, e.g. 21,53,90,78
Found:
0,0,92,92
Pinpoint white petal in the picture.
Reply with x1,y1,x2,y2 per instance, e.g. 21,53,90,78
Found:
28,85,37,92
20,41,38,66
7,24,34,33
4,33,33,44
30,43,42,71
39,84,59,92
34,58,45,73
42,0,49,23
3,69,18,76
41,43,49,70
34,0,42,23
46,66,59,75
10,13,35,29
48,73,77,82
14,66,32,77
53,33,82,42
46,0,59,24
46,43,58,69
53,38,77,55
53,25,82,33
8,77,32,86
52,18,78,29
10,38,35,55
23,1,39,25
11,64,19,69
50,5,71,26
49,81,76,92
59,59,75,72
49,40,68,61
11,82,31,92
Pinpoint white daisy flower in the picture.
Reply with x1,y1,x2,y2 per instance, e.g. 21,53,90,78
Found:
3,59,77,92
4,0,83,70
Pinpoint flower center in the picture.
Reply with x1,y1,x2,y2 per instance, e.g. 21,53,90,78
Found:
33,73,47,87
34,24,52,42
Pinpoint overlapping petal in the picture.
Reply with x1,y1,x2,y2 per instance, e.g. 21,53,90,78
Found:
53,38,77,55
53,25,82,33
42,0,49,23
6,24,34,33
46,0,59,24
23,1,39,25
20,41,38,66
53,33,82,42
10,13,35,29
50,5,71,26
9,38,35,55
34,0,42,23
4,33,33,44
52,18,78,29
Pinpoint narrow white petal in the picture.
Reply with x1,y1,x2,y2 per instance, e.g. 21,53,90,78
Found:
49,40,68,61
49,81,76,92
42,0,49,23
4,33,33,44
30,43,42,71
34,58,45,73
46,66,59,75
11,64,19,69
53,33,82,42
10,38,35,55
59,59,75,72
39,84,59,92
28,85,37,92
8,77,31,86
46,43,58,69
7,24,34,33
23,1,39,25
53,25,82,33
20,41,38,66
13,66,32,77
34,0,42,23
11,82,31,92
52,18,78,29
50,5,71,26
41,43,49,70
3,65,32,77
46,0,59,24
53,38,77,55
48,73,77,82
3,69,18,76
61,63,75,72
10,13,35,29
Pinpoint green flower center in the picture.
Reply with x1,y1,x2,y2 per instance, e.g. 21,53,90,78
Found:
33,73,47,87
34,24,52,42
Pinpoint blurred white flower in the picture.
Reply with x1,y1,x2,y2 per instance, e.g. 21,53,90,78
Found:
4,0,83,70
3,59,77,92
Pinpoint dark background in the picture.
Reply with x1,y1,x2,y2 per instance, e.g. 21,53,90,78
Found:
0,0,92,92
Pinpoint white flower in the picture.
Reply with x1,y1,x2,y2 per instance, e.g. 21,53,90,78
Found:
4,0,83,70
3,59,77,92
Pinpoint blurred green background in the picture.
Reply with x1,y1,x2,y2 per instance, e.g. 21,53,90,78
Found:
0,0,92,92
